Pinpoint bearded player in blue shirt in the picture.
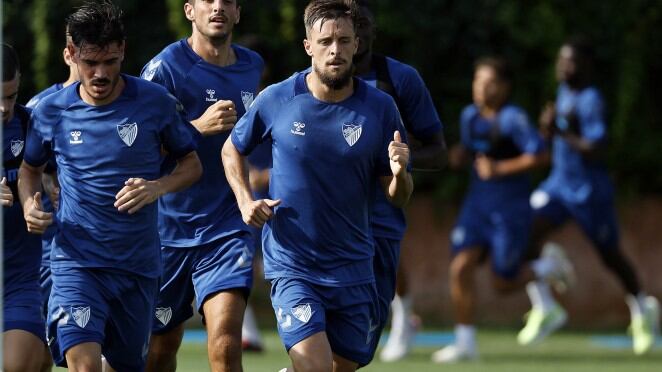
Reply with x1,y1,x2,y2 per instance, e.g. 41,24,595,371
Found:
352,1,447,362
2,42,46,372
521,39,660,354
223,1,413,370
18,2,202,371
140,1,263,371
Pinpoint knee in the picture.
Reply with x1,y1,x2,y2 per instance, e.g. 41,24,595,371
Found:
450,255,475,282
207,332,241,364
293,357,333,372
491,276,514,294
149,332,182,361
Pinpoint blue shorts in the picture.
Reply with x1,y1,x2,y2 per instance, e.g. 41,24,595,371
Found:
367,237,400,359
270,277,379,366
4,272,45,342
530,190,619,251
47,267,158,371
40,265,53,317
451,197,531,279
153,232,254,333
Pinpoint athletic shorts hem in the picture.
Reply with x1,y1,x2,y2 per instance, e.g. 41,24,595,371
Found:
196,282,252,313
53,334,104,367
282,326,326,352
3,321,46,343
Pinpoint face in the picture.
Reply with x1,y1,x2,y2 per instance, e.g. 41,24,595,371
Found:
304,17,358,90
355,6,375,60
1,74,20,124
556,45,578,83
69,41,124,105
472,65,508,110
186,0,241,43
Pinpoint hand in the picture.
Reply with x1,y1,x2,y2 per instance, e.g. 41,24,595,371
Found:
1,177,13,207
192,100,237,136
239,198,281,228
24,192,53,234
474,154,497,180
539,102,556,138
42,172,60,210
389,131,410,177
114,178,162,214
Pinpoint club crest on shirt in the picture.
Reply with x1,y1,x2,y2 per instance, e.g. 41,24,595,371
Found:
155,307,172,326
71,306,91,328
142,59,162,81
10,139,24,157
205,89,218,102
241,91,254,110
117,122,138,147
342,123,362,147
70,130,83,145
291,304,313,324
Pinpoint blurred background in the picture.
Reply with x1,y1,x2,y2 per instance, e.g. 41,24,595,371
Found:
3,0,662,330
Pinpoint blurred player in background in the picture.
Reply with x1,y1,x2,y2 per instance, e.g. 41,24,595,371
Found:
352,0,447,363
524,38,660,354
431,57,573,363
141,0,264,370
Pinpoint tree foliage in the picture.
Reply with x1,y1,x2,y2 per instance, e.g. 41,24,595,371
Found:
4,0,660,195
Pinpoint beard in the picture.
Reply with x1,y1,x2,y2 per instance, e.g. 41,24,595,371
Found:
314,63,353,90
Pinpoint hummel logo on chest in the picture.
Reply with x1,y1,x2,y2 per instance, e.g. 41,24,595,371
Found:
70,130,83,144
291,122,306,136
205,89,218,102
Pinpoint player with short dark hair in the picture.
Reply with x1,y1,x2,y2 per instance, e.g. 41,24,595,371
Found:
18,2,202,371
222,1,413,370
2,41,46,372
522,39,660,355
140,0,264,370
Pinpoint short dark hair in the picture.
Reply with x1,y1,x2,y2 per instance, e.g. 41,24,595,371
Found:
475,56,513,84
66,0,125,49
2,43,20,81
304,0,359,36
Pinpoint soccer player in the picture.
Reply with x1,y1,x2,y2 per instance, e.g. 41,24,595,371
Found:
222,1,414,370
25,24,80,372
140,0,263,370
352,1,447,362
2,42,45,372
522,39,660,354
430,57,574,363
18,2,202,371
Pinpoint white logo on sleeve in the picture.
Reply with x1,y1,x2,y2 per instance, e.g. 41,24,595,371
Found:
70,130,83,144
155,307,173,326
117,122,138,147
205,89,218,102
291,122,306,136
291,304,313,324
342,123,362,146
71,306,91,328
142,59,162,81
10,139,24,157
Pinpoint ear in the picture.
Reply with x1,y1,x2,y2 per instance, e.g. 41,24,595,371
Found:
184,2,195,21
67,44,78,63
353,36,359,55
303,38,313,57
118,41,126,62
235,6,241,24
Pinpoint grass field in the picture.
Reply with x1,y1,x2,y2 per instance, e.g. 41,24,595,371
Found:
55,329,658,372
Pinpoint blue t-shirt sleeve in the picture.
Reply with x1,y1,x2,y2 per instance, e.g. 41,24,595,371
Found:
502,108,544,155
231,88,273,155
159,94,198,158
24,111,53,167
393,63,443,137
578,90,607,143
141,58,176,95
459,105,476,149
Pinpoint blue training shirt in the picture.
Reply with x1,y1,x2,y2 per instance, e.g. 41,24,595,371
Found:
3,104,42,285
141,39,264,247
539,83,613,203
358,56,443,240
231,72,405,286
27,83,66,269
24,75,198,278
460,104,545,209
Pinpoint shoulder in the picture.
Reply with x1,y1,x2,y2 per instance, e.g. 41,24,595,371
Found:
579,86,604,106
258,73,299,105
142,39,194,81
460,104,478,124
26,84,61,108
385,56,421,81
233,44,265,69
498,104,530,130
31,85,75,117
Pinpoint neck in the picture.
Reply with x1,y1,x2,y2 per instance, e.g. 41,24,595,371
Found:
478,104,500,119
306,71,354,103
353,51,372,75
63,75,77,88
188,32,236,67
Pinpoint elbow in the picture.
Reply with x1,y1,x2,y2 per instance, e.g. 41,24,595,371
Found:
187,153,203,185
